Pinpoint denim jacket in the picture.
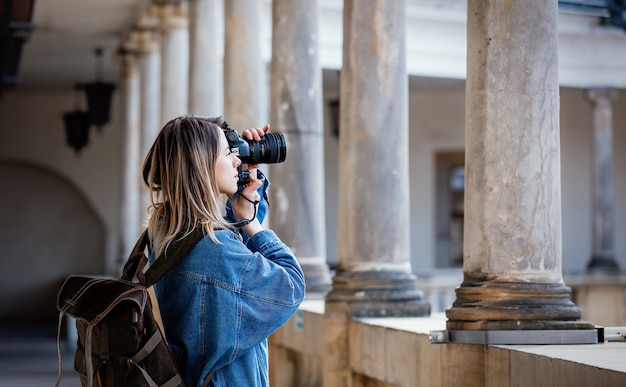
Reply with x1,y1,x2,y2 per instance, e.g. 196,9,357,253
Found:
149,175,305,386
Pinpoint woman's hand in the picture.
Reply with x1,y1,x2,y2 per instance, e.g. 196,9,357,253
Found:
231,170,262,220
239,124,270,175
241,123,269,143
231,124,270,237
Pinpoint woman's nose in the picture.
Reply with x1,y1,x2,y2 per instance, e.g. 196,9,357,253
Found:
232,155,241,167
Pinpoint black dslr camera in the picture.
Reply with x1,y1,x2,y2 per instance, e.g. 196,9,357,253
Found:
221,121,287,185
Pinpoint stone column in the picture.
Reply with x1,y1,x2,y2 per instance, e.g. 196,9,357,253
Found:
269,0,331,294
223,0,265,128
117,41,142,272
585,88,619,273
325,0,429,316
135,24,161,221
446,0,591,331
156,0,189,125
188,0,222,115
323,3,429,383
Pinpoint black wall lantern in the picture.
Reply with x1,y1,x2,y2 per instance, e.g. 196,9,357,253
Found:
0,0,36,94
63,110,91,154
83,81,115,128
62,84,91,154
62,48,116,153
82,48,116,128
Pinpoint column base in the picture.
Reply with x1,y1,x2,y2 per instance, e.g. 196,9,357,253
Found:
586,254,620,274
446,319,595,331
301,262,333,294
325,269,431,317
430,327,598,345
446,279,592,330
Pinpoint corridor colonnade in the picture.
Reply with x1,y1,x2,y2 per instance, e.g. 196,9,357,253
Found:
116,0,334,291
114,0,614,385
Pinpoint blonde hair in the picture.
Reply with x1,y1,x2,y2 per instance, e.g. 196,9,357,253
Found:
142,115,232,256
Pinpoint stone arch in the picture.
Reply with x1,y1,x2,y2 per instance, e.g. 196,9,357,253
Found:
0,160,105,327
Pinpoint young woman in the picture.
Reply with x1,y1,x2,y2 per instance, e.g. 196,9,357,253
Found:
142,115,305,386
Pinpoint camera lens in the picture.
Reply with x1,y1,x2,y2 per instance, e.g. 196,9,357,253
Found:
248,133,286,164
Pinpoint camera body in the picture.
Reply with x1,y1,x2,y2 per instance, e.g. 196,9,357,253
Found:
221,121,286,185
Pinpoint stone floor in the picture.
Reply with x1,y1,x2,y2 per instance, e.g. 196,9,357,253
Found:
0,328,81,387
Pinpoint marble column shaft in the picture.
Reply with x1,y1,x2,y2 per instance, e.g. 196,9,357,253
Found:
188,0,222,115
223,0,264,129
585,88,619,272
118,45,142,271
269,0,331,293
323,3,429,385
324,0,428,317
157,2,189,125
446,0,589,330
138,29,162,220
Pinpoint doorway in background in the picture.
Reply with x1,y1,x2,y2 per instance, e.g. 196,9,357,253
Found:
435,152,465,268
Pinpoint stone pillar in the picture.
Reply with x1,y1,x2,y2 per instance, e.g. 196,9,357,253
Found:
135,24,161,221
446,0,591,331
117,41,142,272
188,0,222,115
269,0,331,294
585,88,619,273
156,0,189,125
325,0,429,316
323,2,429,383
223,0,265,128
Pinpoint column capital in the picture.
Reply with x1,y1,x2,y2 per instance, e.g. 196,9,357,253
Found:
129,27,160,55
117,46,138,72
153,1,189,30
585,87,618,106
117,35,141,78
118,35,139,60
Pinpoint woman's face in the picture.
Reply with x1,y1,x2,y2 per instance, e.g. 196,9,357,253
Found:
216,130,242,197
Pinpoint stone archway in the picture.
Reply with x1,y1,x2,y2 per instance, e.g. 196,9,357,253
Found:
0,160,105,328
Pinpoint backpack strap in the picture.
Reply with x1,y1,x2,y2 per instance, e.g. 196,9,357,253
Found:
120,227,213,385
120,229,150,283
202,371,215,386
144,227,205,287
121,227,205,287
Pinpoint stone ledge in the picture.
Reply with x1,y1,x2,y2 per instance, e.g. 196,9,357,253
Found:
496,341,626,374
270,299,626,386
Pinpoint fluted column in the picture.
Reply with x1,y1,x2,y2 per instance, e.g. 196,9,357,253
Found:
585,88,619,273
117,40,142,272
269,0,331,294
156,0,189,125
223,0,265,129
188,0,222,115
446,0,591,331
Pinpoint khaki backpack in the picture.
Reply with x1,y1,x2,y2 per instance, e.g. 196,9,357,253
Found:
56,228,214,387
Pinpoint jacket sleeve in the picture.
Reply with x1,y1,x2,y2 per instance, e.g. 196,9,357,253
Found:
231,229,305,359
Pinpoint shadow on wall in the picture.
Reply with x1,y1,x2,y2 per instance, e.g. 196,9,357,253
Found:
0,160,105,328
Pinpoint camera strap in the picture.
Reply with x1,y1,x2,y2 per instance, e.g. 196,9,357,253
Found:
231,193,260,228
